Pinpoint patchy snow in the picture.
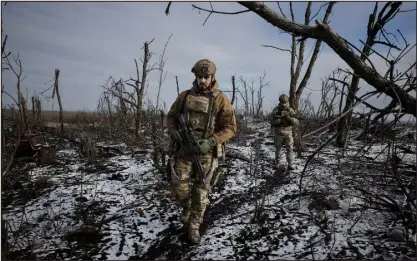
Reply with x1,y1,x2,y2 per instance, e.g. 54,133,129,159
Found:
2,118,416,260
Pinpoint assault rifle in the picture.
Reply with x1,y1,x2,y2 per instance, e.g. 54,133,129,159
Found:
177,114,206,184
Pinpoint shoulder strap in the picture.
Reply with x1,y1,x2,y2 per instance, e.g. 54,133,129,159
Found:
202,91,214,139
179,90,192,134
180,90,191,113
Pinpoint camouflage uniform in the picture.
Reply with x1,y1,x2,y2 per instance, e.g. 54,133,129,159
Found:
270,94,299,169
167,59,237,244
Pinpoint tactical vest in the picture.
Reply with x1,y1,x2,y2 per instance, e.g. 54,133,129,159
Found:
272,105,293,128
181,89,220,141
177,87,226,159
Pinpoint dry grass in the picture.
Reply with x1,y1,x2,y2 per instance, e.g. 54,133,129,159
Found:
2,109,101,124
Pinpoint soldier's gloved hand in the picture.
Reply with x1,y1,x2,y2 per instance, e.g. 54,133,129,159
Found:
196,138,215,154
168,128,182,143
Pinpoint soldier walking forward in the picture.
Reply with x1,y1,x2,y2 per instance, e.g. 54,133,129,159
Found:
270,94,299,170
166,59,236,244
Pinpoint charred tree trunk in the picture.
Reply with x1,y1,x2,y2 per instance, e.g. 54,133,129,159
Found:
32,96,36,124
231,75,236,105
283,2,334,156
18,91,28,132
136,41,151,138
31,96,41,127
54,69,64,133
250,78,255,116
36,98,41,124
288,2,309,111
175,76,180,96
336,2,402,147
256,73,268,118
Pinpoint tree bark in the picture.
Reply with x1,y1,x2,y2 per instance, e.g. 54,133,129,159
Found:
54,69,64,133
231,75,236,105
294,2,335,111
137,41,151,138
175,76,180,96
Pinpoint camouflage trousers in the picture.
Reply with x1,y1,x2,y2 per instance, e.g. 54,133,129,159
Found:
274,127,294,166
174,153,219,230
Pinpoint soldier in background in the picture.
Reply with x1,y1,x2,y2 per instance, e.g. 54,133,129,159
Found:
166,59,236,244
270,94,299,170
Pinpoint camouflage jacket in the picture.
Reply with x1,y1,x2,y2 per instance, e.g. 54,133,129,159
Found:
270,103,298,129
167,80,237,145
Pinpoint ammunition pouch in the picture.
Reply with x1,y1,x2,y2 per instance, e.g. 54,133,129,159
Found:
213,143,226,161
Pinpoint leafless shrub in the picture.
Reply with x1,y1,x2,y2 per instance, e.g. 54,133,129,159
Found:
237,72,269,120
2,46,29,133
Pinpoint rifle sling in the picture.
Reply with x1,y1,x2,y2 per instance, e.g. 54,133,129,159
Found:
179,90,191,134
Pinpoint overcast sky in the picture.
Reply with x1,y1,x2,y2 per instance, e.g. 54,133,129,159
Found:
1,1,416,118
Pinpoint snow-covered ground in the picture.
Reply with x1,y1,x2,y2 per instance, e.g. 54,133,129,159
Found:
2,118,416,260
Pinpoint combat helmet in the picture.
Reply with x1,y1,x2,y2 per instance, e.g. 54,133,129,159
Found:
279,94,289,104
191,59,216,76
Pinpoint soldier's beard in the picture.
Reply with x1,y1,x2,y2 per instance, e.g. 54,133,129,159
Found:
197,80,211,91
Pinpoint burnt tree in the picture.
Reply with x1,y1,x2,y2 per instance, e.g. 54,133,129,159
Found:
125,40,155,138
53,69,64,133
335,3,405,147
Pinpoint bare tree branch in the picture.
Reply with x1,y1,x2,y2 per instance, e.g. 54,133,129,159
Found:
276,2,286,18
165,1,172,16
261,44,292,53
373,40,401,50
398,8,416,13
192,2,250,26
309,2,329,24
397,29,408,46
237,1,415,116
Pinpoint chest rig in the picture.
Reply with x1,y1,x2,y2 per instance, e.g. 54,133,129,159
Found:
273,104,292,128
180,89,218,141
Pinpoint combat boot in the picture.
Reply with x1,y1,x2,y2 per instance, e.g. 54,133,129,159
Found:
179,208,190,224
188,227,201,244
